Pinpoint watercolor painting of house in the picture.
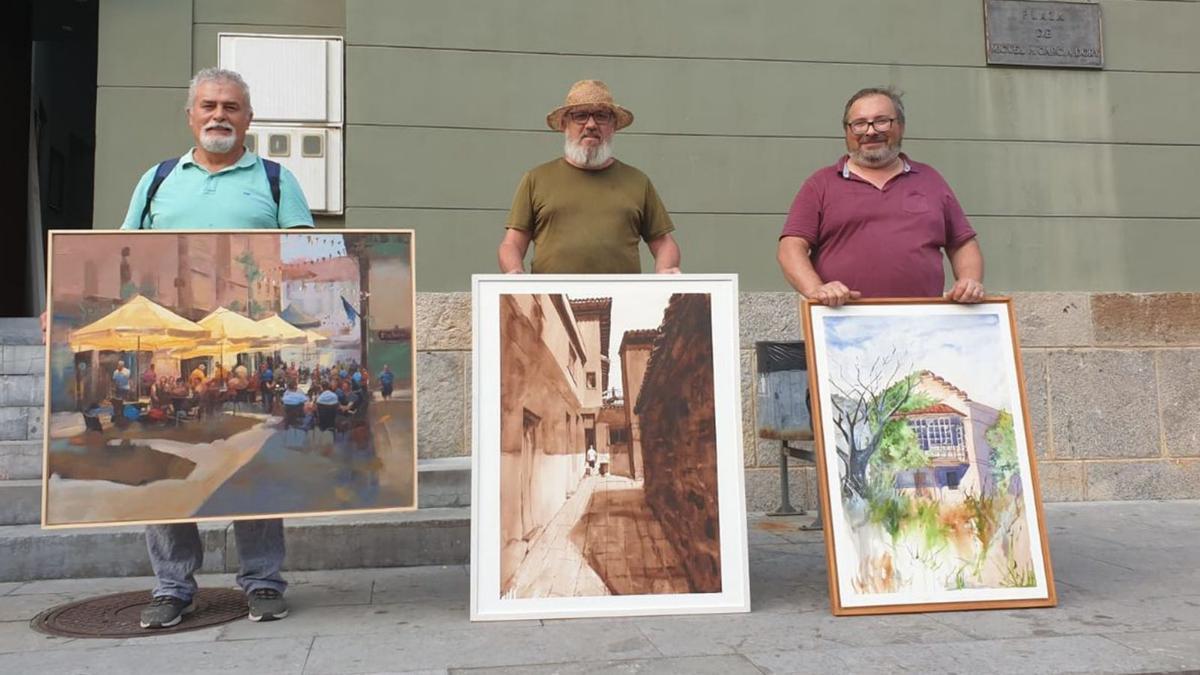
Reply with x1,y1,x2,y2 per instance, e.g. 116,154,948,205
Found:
804,300,1055,615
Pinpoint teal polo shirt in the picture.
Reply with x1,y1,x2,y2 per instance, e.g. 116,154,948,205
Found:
119,148,314,230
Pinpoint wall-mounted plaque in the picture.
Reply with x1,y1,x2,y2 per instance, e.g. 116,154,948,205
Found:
984,0,1103,69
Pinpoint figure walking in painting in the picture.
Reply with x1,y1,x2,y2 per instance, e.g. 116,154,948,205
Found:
114,67,313,628
378,364,394,400
112,360,132,401
260,361,278,414
776,87,986,305
497,80,681,275
585,444,597,476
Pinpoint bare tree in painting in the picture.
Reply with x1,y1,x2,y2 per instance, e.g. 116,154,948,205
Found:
829,348,916,501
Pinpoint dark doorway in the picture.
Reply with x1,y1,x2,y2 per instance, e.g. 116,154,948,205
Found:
5,0,98,317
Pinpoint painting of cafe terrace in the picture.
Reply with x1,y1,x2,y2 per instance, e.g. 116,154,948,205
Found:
42,231,416,527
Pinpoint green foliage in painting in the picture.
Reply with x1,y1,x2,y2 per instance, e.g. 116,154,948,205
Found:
907,499,950,552
1002,559,1037,588
868,491,911,545
875,419,929,470
235,250,261,285
872,385,937,470
987,410,1019,492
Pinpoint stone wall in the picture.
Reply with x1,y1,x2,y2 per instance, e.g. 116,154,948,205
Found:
7,292,1200,510
0,320,44,483
636,294,722,594
411,291,1200,511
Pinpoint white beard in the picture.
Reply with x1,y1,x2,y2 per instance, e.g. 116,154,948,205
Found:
563,136,614,169
200,128,238,154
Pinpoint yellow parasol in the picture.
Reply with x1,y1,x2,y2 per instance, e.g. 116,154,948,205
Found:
255,314,309,349
69,295,209,353
68,295,211,398
170,307,272,360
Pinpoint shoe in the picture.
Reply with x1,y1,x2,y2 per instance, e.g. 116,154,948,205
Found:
247,588,288,622
139,595,196,629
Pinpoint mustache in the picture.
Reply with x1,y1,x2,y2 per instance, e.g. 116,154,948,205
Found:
204,122,235,132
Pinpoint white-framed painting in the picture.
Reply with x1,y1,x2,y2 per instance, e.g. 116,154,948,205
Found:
803,298,1056,615
470,274,750,621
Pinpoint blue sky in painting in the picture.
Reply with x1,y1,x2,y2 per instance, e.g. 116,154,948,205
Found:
823,313,1010,409
280,233,347,264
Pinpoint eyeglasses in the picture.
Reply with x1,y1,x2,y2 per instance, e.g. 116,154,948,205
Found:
566,109,616,125
846,117,896,134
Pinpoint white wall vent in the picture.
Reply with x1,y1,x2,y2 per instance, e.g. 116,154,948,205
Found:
218,33,344,214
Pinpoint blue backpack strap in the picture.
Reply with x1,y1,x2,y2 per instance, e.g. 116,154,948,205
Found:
139,158,180,229
261,158,282,226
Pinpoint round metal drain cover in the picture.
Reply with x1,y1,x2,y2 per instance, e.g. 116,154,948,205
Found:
31,588,247,639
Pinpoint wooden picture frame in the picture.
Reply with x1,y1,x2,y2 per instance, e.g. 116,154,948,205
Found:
470,274,750,621
42,229,418,528
802,297,1056,615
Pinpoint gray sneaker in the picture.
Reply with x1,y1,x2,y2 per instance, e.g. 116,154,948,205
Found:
139,595,196,629
247,588,288,622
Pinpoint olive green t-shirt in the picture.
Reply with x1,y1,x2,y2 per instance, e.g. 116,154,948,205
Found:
505,158,675,274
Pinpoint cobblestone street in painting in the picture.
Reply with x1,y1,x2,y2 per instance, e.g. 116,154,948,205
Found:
506,474,690,598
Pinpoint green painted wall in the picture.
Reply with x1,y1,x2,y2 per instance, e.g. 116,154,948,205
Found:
96,0,1200,292
93,0,345,231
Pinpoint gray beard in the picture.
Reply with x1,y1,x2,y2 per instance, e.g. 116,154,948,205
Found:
851,142,901,169
563,136,613,169
200,131,238,154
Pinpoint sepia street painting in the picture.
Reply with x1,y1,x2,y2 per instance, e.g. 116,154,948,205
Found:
499,291,721,599
43,231,416,527
810,305,1052,611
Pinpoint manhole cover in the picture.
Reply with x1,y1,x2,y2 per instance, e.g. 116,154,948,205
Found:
31,588,247,639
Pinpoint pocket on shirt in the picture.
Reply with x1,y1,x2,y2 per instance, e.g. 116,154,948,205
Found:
903,191,931,214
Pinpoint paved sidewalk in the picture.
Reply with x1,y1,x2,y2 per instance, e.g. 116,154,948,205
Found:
1,501,1198,674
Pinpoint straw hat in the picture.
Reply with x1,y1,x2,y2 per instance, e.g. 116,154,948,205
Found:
546,80,634,131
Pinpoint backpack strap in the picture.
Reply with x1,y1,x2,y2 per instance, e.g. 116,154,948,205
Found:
138,158,180,229
262,158,282,226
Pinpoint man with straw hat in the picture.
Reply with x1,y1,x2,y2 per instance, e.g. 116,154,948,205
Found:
498,80,681,274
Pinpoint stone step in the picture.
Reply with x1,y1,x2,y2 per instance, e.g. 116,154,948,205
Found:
0,479,39,525
0,507,469,583
418,455,471,508
0,456,471,526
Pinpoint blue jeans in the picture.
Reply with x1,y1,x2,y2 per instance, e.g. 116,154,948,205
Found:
145,519,287,602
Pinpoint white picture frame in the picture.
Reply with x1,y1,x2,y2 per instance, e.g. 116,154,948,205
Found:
470,274,750,621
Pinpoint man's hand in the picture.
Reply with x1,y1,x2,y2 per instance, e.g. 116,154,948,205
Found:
945,278,985,303
657,266,681,275
807,281,861,307
947,238,985,303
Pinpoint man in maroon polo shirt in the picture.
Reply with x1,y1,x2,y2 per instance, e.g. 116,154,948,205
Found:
777,87,985,306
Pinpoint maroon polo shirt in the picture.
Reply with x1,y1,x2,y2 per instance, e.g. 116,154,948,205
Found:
780,154,977,298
